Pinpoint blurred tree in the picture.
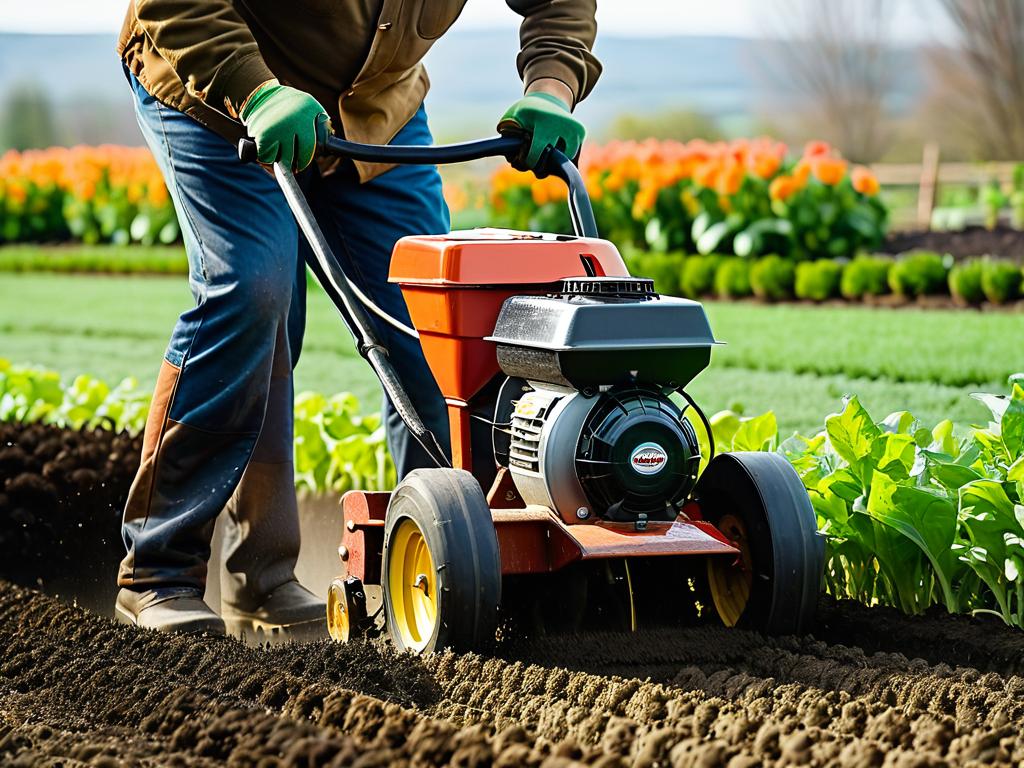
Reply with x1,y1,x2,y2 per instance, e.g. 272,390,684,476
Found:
769,0,895,163
928,0,1024,160
608,109,723,142
0,82,58,152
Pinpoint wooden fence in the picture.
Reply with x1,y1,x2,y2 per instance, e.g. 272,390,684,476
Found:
872,142,1019,229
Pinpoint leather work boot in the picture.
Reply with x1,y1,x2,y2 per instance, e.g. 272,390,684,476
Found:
221,579,327,643
115,587,226,635
219,371,327,644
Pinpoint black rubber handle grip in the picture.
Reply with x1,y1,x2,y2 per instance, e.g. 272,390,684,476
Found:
238,134,522,166
236,133,598,238
238,138,259,164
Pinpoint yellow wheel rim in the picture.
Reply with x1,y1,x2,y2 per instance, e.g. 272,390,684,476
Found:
388,518,438,652
326,579,350,642
707,514,753,627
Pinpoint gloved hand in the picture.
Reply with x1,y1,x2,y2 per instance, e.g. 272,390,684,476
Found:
240,83,330,171
498,92,585,171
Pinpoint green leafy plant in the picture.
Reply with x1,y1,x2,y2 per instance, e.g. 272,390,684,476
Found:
795,260,843,302
981,260,1023,305
0,359,393,495
840,255,892,300
629,251,683,296
679,254,722,298
888,251,949,298
713,257,752,298
948,259,986,305
981,179,1007,231
712,377,1024,627
749,254,795,301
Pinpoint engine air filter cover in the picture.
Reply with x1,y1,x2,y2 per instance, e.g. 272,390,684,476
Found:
576,386,701,522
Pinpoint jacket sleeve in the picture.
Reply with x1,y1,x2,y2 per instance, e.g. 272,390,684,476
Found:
506,0,602,107
134,0,277,118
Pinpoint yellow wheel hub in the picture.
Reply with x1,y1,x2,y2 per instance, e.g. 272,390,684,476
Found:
326,578,350,642
707,514,753,627
387,518,438,652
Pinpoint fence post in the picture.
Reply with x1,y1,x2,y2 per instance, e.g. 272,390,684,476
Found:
917,142,940,230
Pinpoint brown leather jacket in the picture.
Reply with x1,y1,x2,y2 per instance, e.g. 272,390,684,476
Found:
119,0,601,180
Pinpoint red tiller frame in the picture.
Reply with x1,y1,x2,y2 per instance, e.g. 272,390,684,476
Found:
337,490,738,583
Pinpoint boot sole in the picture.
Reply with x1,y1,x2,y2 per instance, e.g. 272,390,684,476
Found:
114,602,226,636
223,615,328,645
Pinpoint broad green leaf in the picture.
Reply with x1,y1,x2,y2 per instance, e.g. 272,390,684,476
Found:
867,470,962,610
871,432,916,480
826,396,881,482
929,419,957,457
1000,383,1024,459
971,392,1009,424
732,412,778,452
708,409,741,452
880,410,915,435
696,220,734,255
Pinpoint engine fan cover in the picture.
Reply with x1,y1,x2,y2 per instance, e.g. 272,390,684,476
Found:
575,386,701,522
504,383,701,524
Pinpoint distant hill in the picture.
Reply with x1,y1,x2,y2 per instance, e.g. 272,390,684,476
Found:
0,29,925,147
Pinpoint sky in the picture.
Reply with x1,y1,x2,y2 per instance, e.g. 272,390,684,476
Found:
0,0,950,41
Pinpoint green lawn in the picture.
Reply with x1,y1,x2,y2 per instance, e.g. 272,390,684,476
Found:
0,272,1006,435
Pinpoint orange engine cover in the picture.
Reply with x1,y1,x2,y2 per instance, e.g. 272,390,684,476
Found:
389,229,628,402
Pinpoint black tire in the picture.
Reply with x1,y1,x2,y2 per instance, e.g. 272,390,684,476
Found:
382,469,501,653
695,451,822,635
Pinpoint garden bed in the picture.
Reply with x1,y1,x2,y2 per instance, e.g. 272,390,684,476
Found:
2,579,1023,766
886,225,1024,263
3,414,1024,765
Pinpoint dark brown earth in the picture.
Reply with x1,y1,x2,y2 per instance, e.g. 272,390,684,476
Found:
884,225,1024,263
0,422,140,605
2,582,1024,767
3,422,1024,766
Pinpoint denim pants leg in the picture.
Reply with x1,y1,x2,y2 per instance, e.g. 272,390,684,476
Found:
304,104,451,475
120,76,449,592
119,73,304,590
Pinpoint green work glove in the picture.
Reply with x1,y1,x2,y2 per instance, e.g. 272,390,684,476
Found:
498,92,585,171
240,83,330,171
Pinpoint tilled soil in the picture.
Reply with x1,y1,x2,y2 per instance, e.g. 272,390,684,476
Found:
4,421,1024,766
2,581,1023,767
0,422,139,606
884,225,1024,263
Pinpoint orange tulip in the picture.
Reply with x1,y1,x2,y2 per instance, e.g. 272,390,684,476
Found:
769,175,799,202
792,160,812,187
811,157,847,186
803,140,832,158
751,151,782,180
851,165,880,196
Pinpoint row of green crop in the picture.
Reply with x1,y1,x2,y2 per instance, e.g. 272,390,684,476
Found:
3,357,1022,627
0,359,394,495
708,378,1024,627
0,245,188,275
5,245,1020,307
628,249,1024,305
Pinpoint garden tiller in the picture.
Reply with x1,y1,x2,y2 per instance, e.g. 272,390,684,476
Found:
239,132,823,653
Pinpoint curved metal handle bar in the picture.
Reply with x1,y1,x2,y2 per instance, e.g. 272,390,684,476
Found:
238,134,599,238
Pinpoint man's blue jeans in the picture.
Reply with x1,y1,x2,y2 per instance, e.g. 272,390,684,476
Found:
119,72,450,597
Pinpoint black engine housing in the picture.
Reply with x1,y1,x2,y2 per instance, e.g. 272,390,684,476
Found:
576,385,701,521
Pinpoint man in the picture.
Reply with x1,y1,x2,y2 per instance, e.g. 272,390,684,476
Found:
114,0,601,637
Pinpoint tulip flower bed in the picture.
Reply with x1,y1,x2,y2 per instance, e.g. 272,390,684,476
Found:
0,146,178,245
490,138,887,259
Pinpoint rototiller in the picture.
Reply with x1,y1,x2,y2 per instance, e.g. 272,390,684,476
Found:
239,133,823,653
